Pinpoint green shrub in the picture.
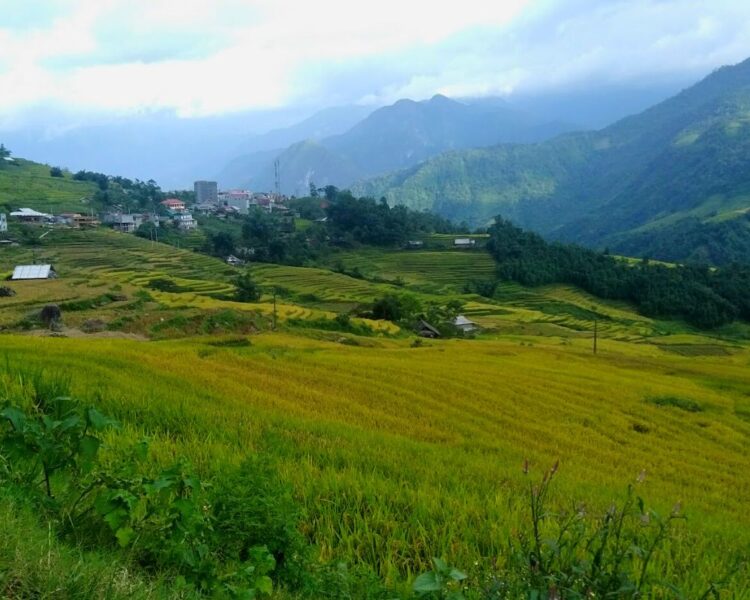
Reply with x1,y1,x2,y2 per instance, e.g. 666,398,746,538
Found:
416,464,694,598
147,278,182,293
647,395,703,412
0,369,279,598
212,457,307,588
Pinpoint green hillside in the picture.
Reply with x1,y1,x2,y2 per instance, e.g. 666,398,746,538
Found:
0,157,98,213
241,95,573,195
356,57,750,265
1,230,749,597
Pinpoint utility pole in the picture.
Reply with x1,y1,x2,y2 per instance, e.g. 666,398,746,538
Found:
272,287,277,331
274,159,281,201
593,319,598,354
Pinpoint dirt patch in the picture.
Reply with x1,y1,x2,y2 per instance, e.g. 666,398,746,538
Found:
18,327,148,341
656,344,732,357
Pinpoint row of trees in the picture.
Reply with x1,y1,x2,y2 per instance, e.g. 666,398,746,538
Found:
486,218,750,328
202,188,461,266
73,170,165,212
324,188,460,246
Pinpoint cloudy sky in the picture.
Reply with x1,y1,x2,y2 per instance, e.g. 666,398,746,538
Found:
1,0,749,121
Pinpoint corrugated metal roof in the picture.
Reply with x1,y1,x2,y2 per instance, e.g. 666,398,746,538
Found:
454,315,477,326
10,208,52,218
11,264,54,280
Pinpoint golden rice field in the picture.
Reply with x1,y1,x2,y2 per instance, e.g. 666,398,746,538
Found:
2,229,750,594
0,333,748,594
0,229,668,340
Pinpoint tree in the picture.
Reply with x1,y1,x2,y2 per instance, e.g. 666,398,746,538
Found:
234,271,261,302
372,294,421,322
309,182,319,198
210,231,236,257
0,144,10,160
50,166,64,178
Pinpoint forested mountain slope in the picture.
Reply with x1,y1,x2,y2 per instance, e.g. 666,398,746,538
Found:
230,95,573,195
357,58,750,264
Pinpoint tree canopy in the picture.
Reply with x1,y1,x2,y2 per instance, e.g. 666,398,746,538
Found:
486,217,750,328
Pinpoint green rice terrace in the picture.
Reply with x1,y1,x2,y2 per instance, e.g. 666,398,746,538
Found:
0,227,749,598
0,159,98,213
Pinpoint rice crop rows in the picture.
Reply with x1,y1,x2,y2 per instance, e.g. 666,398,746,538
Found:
0,333,747,594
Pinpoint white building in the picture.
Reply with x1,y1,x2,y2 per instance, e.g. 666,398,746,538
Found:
453,315,479,333
10,208,53,224
173,212,197,230
453,238,476,248
219,190,252,214
0,213,7,232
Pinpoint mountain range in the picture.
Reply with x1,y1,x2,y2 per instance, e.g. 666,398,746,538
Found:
356,58,750,265
221,95,577,195
0,83,682,193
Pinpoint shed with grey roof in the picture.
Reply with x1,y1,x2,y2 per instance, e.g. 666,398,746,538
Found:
11,264,57,280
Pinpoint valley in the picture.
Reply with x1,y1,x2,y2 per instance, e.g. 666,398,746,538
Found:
1,221,749,596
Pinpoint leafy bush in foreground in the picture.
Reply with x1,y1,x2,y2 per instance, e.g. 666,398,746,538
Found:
0,371,280,598
1,367,745,598
415,463,744,599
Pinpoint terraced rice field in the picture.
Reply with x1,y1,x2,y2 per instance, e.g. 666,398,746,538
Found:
1,230,709,342
2,229,234,294
252,263,399,302
1,333,748,595
329,248,497,290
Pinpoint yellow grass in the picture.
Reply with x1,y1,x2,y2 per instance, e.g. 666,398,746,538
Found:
0,332,747,593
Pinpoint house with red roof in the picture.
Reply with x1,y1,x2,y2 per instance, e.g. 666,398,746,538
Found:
161,198,186,212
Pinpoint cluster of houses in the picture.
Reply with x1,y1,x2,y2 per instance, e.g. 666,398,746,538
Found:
6,208,100,228
193,179,289,216
1,183,293,242
195,190,290,217
2,196,198,236
102,198,197,233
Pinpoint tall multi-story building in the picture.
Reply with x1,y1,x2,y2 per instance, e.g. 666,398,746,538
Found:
194,180,218,204
218,189,252,214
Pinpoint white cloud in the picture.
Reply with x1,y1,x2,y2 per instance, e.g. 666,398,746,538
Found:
353,0,750,104
0,0,749,119
0,0,529,116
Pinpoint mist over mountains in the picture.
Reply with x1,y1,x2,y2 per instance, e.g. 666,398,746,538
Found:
358,57,750,264
4,55,750,264
0,82,685,192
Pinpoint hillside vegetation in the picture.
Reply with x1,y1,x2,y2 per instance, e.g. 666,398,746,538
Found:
0,157,98,213
357,57,750,264
1,213,749,596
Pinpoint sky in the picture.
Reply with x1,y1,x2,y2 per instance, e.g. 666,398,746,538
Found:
1,0,750,122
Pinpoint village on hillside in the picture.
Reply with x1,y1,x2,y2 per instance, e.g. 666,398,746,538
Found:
0,180,291,237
